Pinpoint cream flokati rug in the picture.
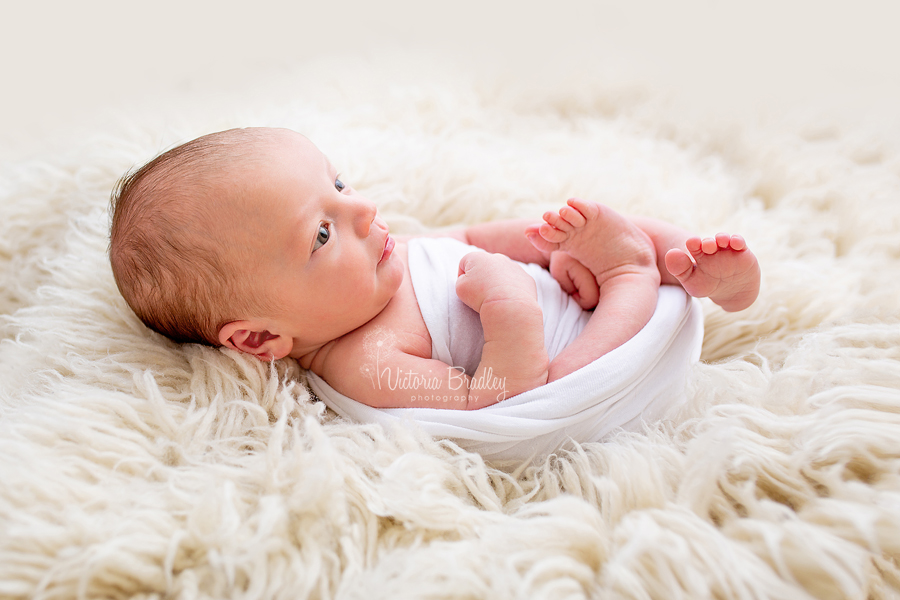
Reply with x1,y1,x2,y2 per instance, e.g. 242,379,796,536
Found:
2,61,900,599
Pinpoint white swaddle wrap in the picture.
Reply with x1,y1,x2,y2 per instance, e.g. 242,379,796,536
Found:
406,238,593,376
308,237,704,463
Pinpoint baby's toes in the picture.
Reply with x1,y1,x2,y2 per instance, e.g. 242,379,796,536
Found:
665,248,695,280
729,234,747,251
699,237,719,254
543,210,575,234
714,232,748,252
526,233,556,253
538,220,570,243
685,236,704,255
558,205,587,229
526,227,560,253
565,198,599,222
524,223,556,250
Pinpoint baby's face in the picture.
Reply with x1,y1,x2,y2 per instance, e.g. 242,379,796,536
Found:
222,129,403,354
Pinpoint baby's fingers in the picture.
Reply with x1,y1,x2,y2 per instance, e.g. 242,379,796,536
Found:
550,252,599,309
456,255,486,311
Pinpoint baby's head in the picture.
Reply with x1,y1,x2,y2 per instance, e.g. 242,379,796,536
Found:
110,127,402,360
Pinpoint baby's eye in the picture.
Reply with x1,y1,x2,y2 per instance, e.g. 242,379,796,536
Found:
334,177,345,192
313,223,330,251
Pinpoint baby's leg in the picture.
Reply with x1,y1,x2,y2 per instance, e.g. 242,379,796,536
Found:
526,199,661,380
525,199,660,290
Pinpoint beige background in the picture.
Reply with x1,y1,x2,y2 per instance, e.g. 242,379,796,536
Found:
2,0,899,159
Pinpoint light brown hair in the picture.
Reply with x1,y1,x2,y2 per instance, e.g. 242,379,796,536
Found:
109,128,269,345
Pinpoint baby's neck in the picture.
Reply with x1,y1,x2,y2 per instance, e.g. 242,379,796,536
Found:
294,240,412,370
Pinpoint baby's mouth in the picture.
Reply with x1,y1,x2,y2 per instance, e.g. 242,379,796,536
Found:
379,235,395,264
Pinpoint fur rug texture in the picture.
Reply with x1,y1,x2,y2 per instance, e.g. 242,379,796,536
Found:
2,60,899,599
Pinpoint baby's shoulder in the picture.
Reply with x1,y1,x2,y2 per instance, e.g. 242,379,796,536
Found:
314,280,432,378
310,315,432,390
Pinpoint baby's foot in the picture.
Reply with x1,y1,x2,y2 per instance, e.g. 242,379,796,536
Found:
525,198,659,290
664,234,760,312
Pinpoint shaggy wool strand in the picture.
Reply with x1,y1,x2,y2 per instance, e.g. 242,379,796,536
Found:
2,62,900,599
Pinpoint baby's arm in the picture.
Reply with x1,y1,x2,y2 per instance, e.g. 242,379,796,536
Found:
441,219,552,268
455,251,549,406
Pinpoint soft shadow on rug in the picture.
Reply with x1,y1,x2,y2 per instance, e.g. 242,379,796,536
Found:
1,60,899,599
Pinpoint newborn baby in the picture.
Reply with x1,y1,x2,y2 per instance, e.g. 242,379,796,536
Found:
109,128,760,410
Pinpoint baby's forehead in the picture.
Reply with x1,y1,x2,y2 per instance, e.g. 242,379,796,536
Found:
230,130,330,174
165,128,330,211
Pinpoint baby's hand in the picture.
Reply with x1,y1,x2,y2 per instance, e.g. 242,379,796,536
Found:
456,251,537,313
549,252,600,310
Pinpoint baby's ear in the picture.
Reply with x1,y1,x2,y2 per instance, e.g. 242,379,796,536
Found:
218,321,292,361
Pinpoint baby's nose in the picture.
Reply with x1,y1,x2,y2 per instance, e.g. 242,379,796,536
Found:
354,199,378,235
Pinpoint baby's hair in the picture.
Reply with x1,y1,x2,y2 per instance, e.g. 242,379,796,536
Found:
109,128,271,346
